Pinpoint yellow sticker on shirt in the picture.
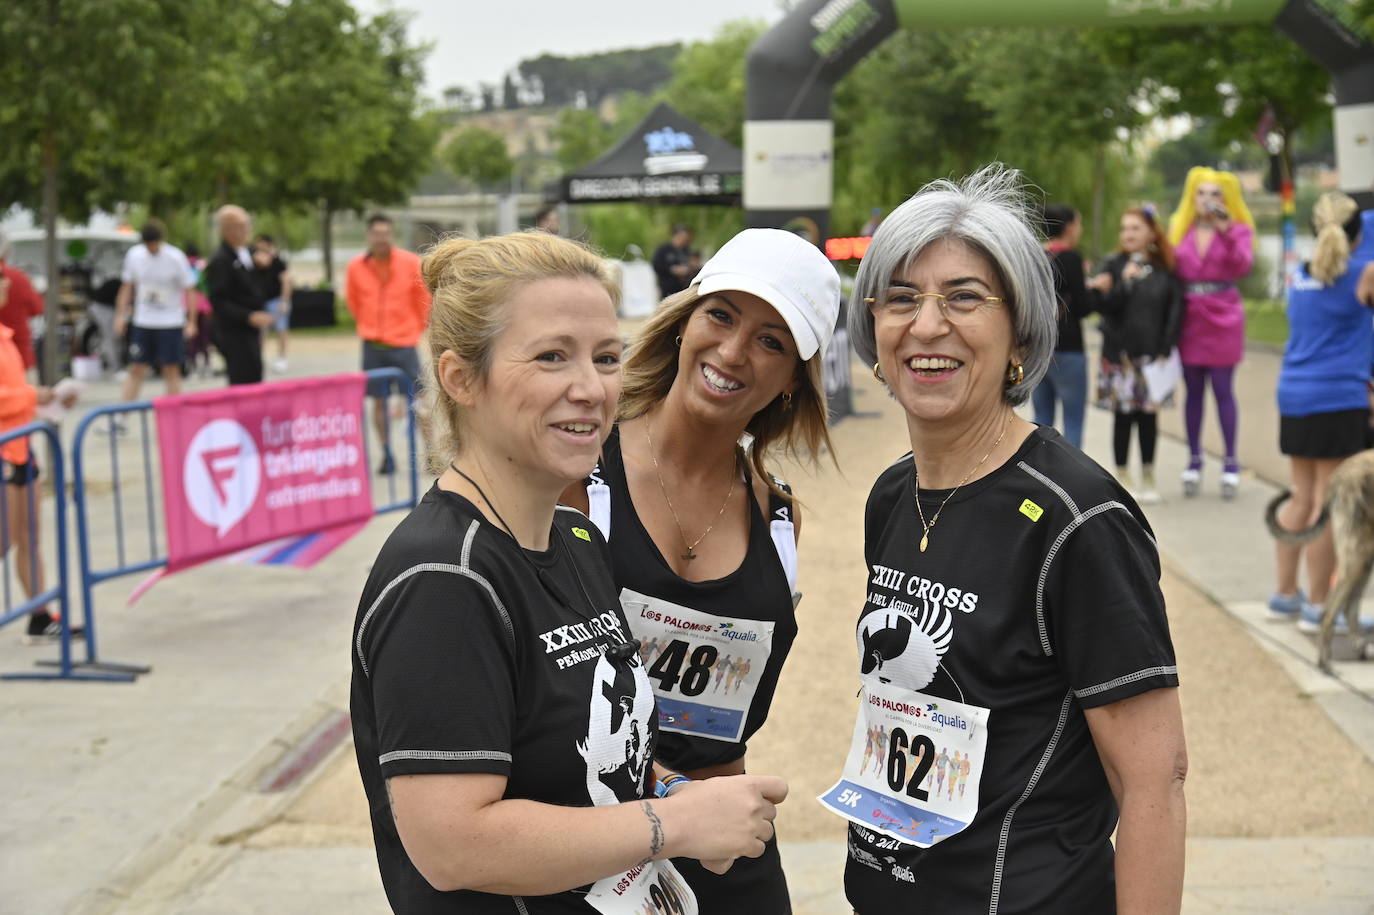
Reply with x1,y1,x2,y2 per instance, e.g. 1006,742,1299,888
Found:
1019,500,1043,522
571,527,592,542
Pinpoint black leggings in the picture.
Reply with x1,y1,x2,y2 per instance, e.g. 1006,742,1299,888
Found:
1113,411,1158,468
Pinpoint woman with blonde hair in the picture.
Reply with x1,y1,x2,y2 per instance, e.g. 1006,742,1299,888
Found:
1168,166,1256,498
1268,193,1374,631
564,228,839,912
351,231,787,913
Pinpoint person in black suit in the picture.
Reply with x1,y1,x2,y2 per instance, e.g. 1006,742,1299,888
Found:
205,205,273,385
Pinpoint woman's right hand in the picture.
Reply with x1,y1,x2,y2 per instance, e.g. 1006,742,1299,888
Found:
657,773,787,864
1087,272,1113,293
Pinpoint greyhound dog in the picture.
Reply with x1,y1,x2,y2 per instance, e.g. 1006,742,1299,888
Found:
1265,448,1374,673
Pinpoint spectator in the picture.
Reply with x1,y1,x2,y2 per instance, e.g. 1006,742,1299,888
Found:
534,205,560,235
861,206,883,237
252,234,292,374
1168,167,1255,499
115,220,196,400
205,205,273,385
1269,191,1374,631
0,228,45,375
652,224,694,298
1089,206,1183,503
1031,203,1096,448
0,273,78,640
344,213,431,475
182,242,215,378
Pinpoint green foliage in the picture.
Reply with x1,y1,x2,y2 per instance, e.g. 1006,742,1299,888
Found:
1244,299,1288,347
517,45,681,109
661,21,765,148
0,0,213,219
444,127,514,189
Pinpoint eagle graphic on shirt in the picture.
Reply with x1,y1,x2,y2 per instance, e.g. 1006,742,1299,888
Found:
578,651,655,804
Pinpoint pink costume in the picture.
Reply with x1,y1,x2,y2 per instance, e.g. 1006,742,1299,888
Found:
1174,221,1254,367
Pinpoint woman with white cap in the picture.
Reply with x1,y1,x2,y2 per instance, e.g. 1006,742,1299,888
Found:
564,228,840,911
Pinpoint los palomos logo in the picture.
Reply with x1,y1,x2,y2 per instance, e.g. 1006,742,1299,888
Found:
183,419,260,535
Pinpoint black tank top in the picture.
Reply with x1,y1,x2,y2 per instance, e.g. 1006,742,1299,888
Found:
590,426,798,771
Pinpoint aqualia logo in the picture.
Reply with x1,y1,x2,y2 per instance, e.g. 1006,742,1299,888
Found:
183,419,261,535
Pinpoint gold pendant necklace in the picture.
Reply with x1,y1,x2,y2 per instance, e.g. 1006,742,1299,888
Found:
914,414,1012,553
645,417,737,562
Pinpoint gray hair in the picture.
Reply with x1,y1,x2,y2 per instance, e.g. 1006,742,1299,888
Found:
848,165,1056,406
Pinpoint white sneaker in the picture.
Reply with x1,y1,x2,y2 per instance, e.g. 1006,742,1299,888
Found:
272,358,288,374
1136,487,1162,505
1181,467,1201,498
1221,471,1240,501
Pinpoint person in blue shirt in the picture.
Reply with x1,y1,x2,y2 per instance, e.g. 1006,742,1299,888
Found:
1270,192,1374,630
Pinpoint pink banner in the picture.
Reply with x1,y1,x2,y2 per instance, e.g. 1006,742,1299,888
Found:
154,374,373,574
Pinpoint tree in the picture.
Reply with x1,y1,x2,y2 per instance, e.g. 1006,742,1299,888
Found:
832,29,1000,235
969,28,1147,253
444,127,514,189
0,0,213,381
442,85,474,111
661,21,765,147
518,45,680,109
259,6,437,285
1124,24,1331,200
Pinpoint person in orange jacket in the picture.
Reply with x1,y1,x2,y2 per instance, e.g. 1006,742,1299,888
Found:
0,273,78,640
344,213,431,475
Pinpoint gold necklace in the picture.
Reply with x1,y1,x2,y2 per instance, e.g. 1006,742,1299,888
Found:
644,417,737,562
913,414,1012,553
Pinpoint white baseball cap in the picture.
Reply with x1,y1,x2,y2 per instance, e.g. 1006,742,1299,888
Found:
691,229,840,361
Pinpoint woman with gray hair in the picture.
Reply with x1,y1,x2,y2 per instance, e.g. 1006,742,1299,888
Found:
818,167,1187,913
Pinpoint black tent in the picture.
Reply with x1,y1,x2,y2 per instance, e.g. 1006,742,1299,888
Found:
558,103,742,205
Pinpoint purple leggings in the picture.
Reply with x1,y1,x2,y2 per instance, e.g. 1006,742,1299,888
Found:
1182,364,1238,468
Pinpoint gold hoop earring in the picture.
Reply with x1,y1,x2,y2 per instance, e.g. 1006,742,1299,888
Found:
872,362,885,384
1007,361,1025,386
674,335,682,347
781,391,793,410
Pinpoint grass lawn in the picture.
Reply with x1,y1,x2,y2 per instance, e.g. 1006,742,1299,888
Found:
1245,298,1287,347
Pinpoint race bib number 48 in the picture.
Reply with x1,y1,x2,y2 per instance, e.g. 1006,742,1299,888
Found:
620,588,775,743
586,859,697,915
818,681,990,847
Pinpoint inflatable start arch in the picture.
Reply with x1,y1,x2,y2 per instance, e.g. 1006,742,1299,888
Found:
743,0,1374,238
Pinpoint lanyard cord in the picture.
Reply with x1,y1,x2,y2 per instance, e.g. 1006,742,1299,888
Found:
447,462,640,662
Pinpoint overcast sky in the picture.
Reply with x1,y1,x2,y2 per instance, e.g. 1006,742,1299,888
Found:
354,0,787,97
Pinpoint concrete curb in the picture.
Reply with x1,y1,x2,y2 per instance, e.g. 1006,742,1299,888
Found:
69,678,353,915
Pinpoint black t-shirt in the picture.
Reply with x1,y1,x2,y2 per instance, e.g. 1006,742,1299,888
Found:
351,485,658,913
651,243,690,298
1046,247,1095,353
844,427,1178,914
255,255,287,301
1095,253,1184,363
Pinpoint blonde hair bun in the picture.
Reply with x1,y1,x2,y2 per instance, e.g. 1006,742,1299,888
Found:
421,236,480,294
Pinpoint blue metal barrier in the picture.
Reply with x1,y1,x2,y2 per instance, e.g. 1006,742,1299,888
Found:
0,422,128,681
64,368,419,680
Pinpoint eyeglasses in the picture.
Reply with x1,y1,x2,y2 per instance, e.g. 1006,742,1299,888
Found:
864,287,1004,325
